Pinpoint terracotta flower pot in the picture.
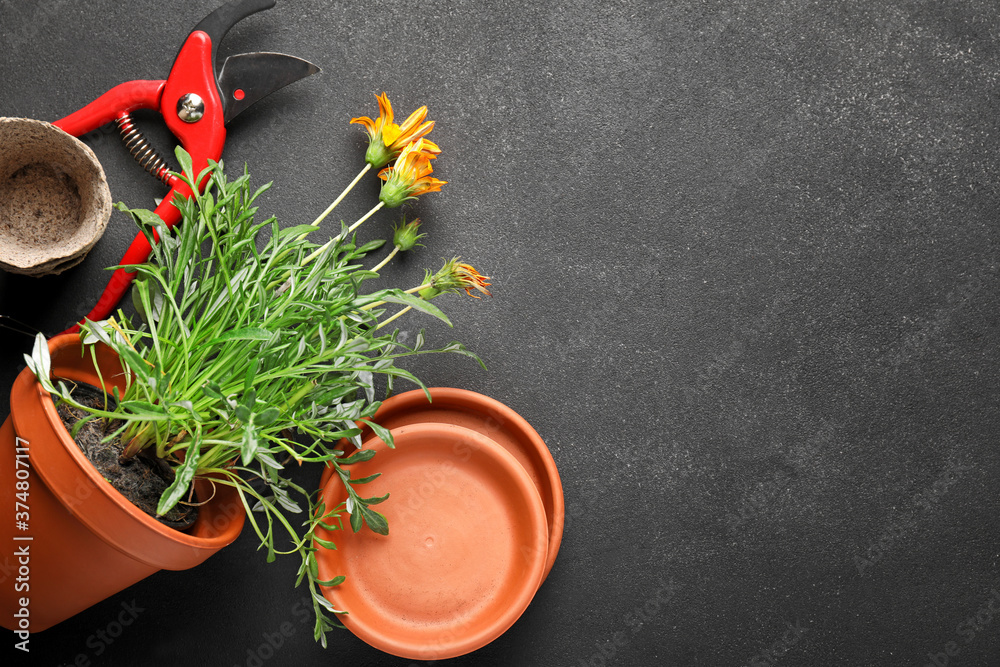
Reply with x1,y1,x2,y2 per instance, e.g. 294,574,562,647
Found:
0,334,245,633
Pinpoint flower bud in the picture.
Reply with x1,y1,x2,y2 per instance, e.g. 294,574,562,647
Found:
393,218,426,251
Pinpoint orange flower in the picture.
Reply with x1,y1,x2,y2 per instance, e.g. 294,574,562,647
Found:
351,93,440,169
419,257,492,299
377,139,447,208
454,262,492,298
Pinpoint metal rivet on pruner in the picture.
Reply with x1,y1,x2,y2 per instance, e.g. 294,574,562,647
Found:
176,93,205,123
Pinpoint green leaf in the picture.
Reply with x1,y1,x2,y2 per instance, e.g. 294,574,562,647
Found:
208,327,272,345
348,472,381,485
377,290,452,326
119,400,170,420
27,332,51,381
256,451,283,470
356,238,386,255
254,407,280,427
169,400,196,416
315,575,345,586
313,537,339,551
341,338,370,354
278,224,322,238
241,424,260,465
244,360,261,397
360,419,394,449
359,505,389,535
273,490,302,513
362,492,390,505
337,449,376,465
117,346,152,382
349,507,363,533
132,278,164,325
174,145,194,182
437,341,486,370
312,590,343,614
358,370,374,403
203,381,225,400
82,319,112,347
312,384,357,404
157,447,200,515
125,207,168,234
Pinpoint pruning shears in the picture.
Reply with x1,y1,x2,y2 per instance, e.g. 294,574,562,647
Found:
53,0,319,334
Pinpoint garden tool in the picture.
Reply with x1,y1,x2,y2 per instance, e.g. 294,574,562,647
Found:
51,0,319,333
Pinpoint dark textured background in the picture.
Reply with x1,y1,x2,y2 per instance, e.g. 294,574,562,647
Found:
2,1,1000,665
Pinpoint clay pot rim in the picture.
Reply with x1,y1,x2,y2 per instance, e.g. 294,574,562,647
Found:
321,387,565,581
12,334,243,567
316,422,548,660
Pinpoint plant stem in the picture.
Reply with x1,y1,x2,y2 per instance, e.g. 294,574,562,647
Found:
310,163,371,228
371,245,400,273
267,164,374,283
344,201,385,237
292,202,387,276
376,306,412,330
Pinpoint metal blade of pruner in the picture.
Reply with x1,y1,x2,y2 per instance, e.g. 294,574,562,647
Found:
191,0,320,125
218,52,320,123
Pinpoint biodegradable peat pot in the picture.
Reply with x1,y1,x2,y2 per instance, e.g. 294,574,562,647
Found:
0,334,245,633
0,117,112,275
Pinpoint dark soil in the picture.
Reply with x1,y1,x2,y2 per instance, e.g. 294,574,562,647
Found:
55,381,199,530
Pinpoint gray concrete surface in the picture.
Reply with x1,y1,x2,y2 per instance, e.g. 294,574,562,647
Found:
2,1,999,665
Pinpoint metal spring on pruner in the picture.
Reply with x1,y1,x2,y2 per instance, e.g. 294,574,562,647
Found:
114,113,172,186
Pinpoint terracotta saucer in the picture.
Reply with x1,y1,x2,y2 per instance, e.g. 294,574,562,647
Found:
315,422,548,660
319,387,564,582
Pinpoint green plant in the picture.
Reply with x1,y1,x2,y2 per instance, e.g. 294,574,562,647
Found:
25,147,485,645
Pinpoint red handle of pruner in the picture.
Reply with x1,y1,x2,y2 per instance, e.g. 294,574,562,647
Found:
59,31,227,335
60,195,185,335
53,80,165,335
52,80,165,137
